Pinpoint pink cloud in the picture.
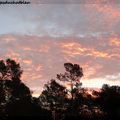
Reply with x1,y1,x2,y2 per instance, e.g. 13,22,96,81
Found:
0,34,119,94
23,59,33,65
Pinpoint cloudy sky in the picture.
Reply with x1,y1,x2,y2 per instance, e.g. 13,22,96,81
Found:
0,0,120,96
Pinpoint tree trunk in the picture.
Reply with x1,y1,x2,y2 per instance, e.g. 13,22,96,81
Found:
52,110,56,120
71,80,73,101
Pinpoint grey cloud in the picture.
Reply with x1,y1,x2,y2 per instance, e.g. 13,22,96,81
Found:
0,4,119,37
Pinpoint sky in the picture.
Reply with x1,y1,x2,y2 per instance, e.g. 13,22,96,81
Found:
0,0,120,96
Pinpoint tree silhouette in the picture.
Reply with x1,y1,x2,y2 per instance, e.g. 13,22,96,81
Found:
0,59,22,81
0,58,52,119
94,84,120,119
0,59,119,120
40,63,84,120
0,59,32,117
40,80,67,108
40,80,67,120
0,59,30,100
57,63,83,100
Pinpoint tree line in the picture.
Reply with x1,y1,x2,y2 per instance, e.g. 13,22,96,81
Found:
0,59,119,120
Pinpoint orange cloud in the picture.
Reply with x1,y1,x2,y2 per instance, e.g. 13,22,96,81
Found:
89,49,109,58
36,65,43,72
1,34,16,43
21,63,44,82
38,45,50,53
1,34,119,94
77,61,103,80
85,4,120,29
110,38,120,46
23,59,33,65
22,70,43,81
23,45,50,53
5,49,21,62
89,4,120,20
31,74,43,80
23,47,33,51
61,42,110,59
61,42,87,57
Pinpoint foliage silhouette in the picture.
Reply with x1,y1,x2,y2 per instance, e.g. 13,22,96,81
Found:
94,84,120,119
0,59,22,81
0,59,119,120
40,80,67,109
57,63,83,101
0,59,51,119
40,63,120,120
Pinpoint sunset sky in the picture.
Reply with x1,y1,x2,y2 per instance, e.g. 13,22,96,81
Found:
0,0,120,96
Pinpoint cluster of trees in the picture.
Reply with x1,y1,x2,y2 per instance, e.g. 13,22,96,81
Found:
0,59,119,120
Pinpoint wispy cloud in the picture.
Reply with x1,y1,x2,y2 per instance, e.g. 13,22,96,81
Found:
0,3,119,94
0,34,119,94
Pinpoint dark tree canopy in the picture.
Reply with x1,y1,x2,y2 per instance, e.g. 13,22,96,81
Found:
56,63,83,101
95,84,120,118
40,80,67,110
0,59,32,117
64,63,83,77
0,59,22,81
57,63,83,82
0,59,119,120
